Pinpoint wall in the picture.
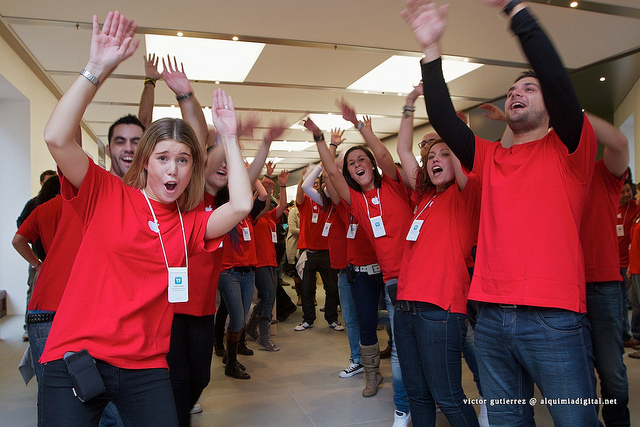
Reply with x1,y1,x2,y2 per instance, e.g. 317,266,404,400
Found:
615,76,640,179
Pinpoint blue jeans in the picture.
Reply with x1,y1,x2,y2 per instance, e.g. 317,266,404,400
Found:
254,266,277,320
628,272,640,341
586,282,630,426
28,319,53,384
350,270,384,346
475,303,600,427
385,280,409,414
337,271,361,363
40,359,177,426
218,269,255,332
394,302,479,427
462,320,483,397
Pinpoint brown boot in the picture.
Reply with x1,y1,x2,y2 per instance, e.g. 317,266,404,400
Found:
380,344,392,359
237,329,254,356
360,343,383,397
225,330,250,380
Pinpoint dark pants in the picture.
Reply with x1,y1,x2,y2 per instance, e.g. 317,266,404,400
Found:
300,250,339,325
166,313,215,427
40,359,177,427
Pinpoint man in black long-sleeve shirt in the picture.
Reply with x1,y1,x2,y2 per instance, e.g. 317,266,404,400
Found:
403,0,601,425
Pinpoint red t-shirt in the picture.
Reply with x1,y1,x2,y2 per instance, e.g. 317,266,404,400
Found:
336,202,378,267
347,171,413,282
580,160,624,283
41,161,220,369
221,216,258,269
628,217,640,274
618,200,639,268
26,198,83,312
398,176,481,314
297,195,329,251
253,208,280,268
468,117,597,312
325,204,348,270
16,195,63,255
175,192,224,316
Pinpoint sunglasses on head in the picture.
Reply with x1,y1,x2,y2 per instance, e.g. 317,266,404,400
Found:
418,138,437,149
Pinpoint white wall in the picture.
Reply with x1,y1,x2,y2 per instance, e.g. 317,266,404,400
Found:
616,77,640,180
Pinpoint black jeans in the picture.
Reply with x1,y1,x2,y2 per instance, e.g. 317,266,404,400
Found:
300,250,339,324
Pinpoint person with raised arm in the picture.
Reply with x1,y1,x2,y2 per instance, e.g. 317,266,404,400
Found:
307,111,412,425
39,12,252,425
403,0,599,425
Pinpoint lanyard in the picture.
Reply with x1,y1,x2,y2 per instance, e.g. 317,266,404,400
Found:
142,190,188,271
323,205,335,226
411,192,437,222
363,188,382,221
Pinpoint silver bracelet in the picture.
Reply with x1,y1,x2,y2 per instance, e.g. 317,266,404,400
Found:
79,69,99,87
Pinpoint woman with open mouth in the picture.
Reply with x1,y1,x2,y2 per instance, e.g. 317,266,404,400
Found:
307,100,414,421
394,84,482,426
38,12,252,425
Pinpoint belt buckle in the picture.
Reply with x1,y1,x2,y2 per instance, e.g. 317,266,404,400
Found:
499,304,518,309
399,300,411,311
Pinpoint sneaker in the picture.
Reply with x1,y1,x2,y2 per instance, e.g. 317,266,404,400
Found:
339,359,364,378
329,321,345,331
294,321,313,331
392,410,411,427
190,403,202,414
256,335,280,352
478,398,490,427
629,350,640,359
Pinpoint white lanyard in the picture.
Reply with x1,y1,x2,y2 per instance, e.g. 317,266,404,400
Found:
142,190,188,271
413,192,437,222
362,189,382,221
322,205,334,237
406,192,437,242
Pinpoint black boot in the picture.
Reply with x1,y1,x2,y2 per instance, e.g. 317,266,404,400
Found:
214,331,225,357
224,330,250,380
237,329,254,356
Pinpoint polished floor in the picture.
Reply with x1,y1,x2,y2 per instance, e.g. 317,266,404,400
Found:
2,281,640,426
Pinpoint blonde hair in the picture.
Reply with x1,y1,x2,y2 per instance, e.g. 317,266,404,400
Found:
124,118,205,211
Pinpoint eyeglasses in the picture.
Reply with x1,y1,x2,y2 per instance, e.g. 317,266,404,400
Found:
418,138,437,149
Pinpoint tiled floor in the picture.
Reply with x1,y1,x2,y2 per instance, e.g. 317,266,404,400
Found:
2,282,640,426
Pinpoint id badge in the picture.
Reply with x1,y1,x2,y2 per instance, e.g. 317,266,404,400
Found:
322,222,331,237
406,220,424,241
168,267,188,303
346,224,358,239
242,227,251,241
370,215,386,238
271,231,278,243
617,224,624,237
311,212,319,223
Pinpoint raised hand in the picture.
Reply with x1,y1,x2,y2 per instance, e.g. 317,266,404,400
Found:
237,114,259,139
479,103,507,122
303,118,322,136
456,111,468,125
87,11,139,79
337,98,358,126
211,89,237,137
278,170,290,186
265,161,276,176
144,54,163,80
162,56,192,95
407,82,424,104
264,120,287,142
362,115,372,130
331,128,346,146
401,0,449,54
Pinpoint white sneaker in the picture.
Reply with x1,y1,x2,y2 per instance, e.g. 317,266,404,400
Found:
339,359,364,378
190,403,202,414
294,321,313,331
392,410,411,427
329,321,345,331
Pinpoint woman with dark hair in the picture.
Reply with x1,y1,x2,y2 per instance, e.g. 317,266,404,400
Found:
38,12,252,425
307,101,412,422
394,84,481,426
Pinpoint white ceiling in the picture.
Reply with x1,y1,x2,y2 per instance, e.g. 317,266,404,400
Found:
1,0,639,173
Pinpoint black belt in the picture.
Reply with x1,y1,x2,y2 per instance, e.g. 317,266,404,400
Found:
397,300,437,312
27,312,55,324
228,266,255,273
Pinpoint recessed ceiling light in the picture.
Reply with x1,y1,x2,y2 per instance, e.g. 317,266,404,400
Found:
397,93,403,96
364,90,369,94
570,1,578,7
145,35,265,82
215,81,220,85
463,58,469,63
348,55,483,94
232,36,239,41
177,32,184,37
599,76,606,82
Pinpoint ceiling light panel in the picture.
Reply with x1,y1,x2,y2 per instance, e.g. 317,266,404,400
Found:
348,55,483,94
145,35,265,82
